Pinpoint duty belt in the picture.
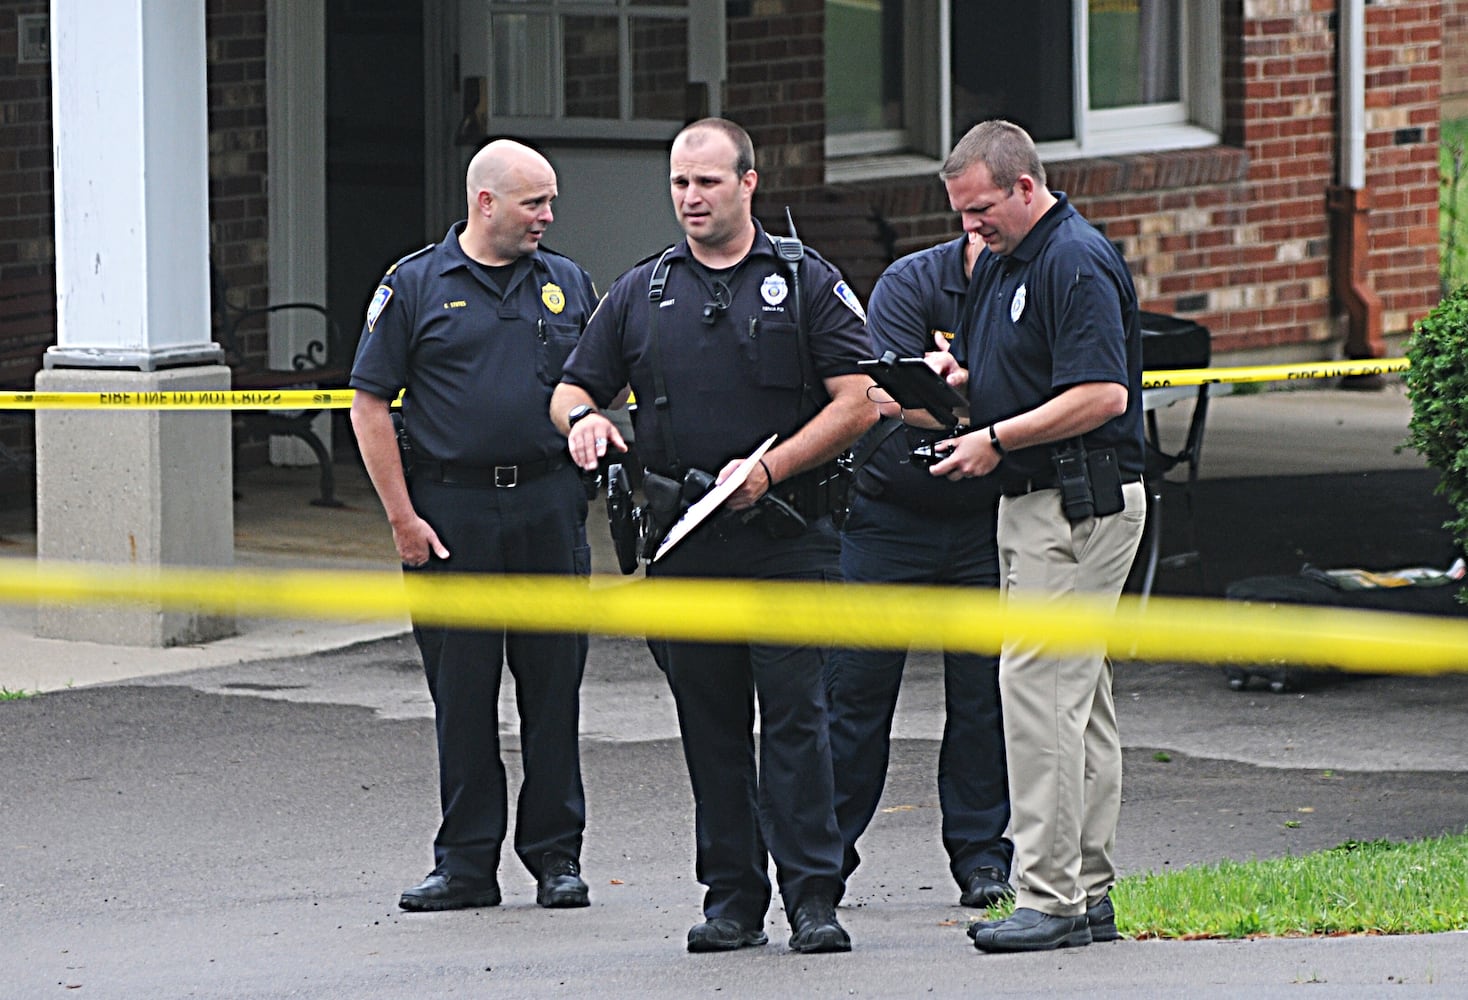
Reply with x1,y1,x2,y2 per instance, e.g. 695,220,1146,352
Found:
1000,471,1140,498
413,455,567,488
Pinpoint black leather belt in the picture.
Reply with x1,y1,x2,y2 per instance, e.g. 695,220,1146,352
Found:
413,455,567,488
1000,473,1141,498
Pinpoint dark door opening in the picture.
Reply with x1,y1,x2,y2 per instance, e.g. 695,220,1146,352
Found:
325,0,426,455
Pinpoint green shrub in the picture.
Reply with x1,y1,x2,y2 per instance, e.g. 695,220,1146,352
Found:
1404,286,1468,587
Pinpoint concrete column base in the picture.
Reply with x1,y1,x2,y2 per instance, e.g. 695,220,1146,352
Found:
34,366,236,646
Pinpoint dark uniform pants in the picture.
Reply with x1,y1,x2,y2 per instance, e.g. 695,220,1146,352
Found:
825,491,1012,887
650,514,845,927
406,466,590,884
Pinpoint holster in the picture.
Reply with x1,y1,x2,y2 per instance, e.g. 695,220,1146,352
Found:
640,471,686,560
391,410,414,476
605,463,642,575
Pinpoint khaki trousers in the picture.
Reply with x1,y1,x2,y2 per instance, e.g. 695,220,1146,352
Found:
996,480,1146,916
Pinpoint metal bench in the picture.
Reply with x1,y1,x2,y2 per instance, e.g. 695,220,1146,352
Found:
211,267,348,507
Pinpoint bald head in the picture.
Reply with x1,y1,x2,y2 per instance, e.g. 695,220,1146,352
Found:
467,139,555,206
462,139,558,264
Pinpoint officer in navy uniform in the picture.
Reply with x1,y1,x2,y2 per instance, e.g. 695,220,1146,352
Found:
350,138,598,914
551,118,875,954
912,121,1147,953
824,233,1013,910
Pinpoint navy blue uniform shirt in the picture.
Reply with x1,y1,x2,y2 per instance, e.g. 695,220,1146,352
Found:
858,236,998,513
959,193,1145,480
350,222,598,465
561,221,871,476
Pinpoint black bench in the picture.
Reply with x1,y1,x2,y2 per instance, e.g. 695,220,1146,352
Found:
212,268,349,507
1130,311,1214,599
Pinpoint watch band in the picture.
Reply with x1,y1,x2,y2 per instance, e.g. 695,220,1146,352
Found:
988,424,1006,457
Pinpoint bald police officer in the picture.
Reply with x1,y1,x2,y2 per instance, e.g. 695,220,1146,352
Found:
551,118,875,954
351,139,598,913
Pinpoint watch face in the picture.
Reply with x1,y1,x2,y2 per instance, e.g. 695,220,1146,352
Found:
568,404,595,427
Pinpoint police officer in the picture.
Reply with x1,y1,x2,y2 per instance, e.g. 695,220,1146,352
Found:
350,139,598,913
550,118,874,954
915,121,1147,952
825,233,1013,910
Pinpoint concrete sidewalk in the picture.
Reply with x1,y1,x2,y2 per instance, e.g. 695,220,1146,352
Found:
0,379,1435,695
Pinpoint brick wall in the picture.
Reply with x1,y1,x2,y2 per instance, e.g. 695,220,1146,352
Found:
725,0,826,206
206,0,271,363
1361,0,1442,336
0,0,56,347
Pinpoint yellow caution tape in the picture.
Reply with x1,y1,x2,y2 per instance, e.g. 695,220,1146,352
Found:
0,389,355,411
0,559,1464,676
1141,357,1410,389
0,359,1411,409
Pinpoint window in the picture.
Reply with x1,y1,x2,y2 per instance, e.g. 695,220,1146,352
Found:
826,0,1221,180
482,1,690,138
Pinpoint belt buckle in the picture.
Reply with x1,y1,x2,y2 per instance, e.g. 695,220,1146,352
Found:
494,465,518,488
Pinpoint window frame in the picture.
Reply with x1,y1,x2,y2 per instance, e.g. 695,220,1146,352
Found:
480,0,691,142
826,0,1221,184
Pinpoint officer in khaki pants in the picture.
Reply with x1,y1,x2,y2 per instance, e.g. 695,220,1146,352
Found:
891,120,1146,952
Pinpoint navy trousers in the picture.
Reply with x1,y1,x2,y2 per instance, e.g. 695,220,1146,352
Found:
824,491,1012,886
651,514,845,926
406,466,590,884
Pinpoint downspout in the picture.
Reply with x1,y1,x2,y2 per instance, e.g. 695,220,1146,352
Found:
1327,0,1386,377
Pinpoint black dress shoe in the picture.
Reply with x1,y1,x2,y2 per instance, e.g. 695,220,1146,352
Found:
398,872,501,912
959,865,1014,908
971,907,1090,953
536,855,590,908
788,895,852,953
1087,892,1121,942
687,917,769,953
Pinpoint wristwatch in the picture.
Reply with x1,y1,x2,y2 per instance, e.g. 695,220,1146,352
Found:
566,403,599,429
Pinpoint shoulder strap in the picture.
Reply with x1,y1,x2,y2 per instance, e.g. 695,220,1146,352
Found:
646,247,681,475
849,416,904,471
767,233,820,414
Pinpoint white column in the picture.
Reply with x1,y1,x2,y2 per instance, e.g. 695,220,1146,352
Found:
37,0,234,646
46,0,222,370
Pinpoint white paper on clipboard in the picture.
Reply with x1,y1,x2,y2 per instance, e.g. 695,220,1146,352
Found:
652,434,778,563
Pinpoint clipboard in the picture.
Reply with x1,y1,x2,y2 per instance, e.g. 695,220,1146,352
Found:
858,352,967,427
652,434,778,562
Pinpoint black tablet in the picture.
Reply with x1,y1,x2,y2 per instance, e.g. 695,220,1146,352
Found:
858,353,967,427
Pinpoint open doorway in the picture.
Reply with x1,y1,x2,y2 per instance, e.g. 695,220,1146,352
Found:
324,0,428,408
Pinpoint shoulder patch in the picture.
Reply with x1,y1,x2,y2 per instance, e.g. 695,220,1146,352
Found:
383,242,434,277
833,280,867,323
366,285,393,332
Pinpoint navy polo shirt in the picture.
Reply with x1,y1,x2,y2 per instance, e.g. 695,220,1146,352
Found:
857,236,998,513
561,220,871,476
959,193,1145,480
350,222,598,465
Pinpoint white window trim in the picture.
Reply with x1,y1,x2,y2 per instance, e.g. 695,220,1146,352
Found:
482,0,691,134
827,0,1221,184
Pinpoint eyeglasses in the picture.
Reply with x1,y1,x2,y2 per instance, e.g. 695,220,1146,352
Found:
701,280,731,325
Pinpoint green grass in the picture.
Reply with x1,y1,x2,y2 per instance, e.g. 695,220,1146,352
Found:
0,686,34,700
981,833,1468,939
1441,117,1468,294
